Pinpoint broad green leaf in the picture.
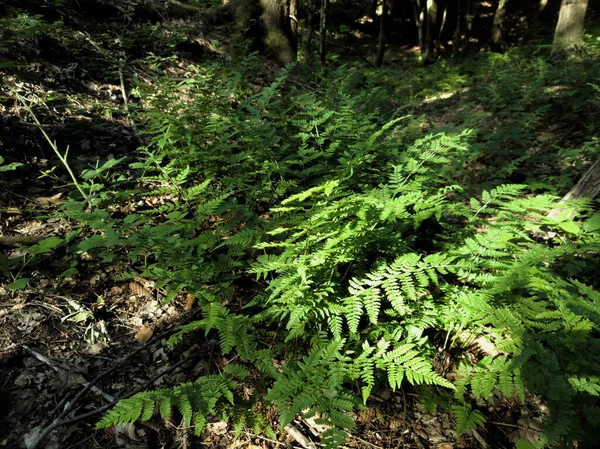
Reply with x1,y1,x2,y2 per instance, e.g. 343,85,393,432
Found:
7,278,29,290
29,236,63,254
558,221,581,235
60,267,79,278
583,213,600,233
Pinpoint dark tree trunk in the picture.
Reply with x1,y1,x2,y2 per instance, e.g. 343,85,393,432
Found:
304,0,315,63
453,0,463,60
289,0,298,48
375,0,389,67
530,0,549,33
490,0,509,52
233,0,297,64
423,0,438,62
552,0,589,55
411,0,426,57
319,0,328,68
437,1,448,54
371,0,379,31
260,0,297,65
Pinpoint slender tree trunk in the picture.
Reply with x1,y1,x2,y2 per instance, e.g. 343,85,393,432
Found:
412,0,426,57
548,158,600,220
490,0,509,52
453,0,463,60
319,0,328,68
371,0,379,32
304,0,315,63
375,0,389,67
423,0,437,62
552,0,589,55
289,0,298,48
437,2,447,54
464,0,474,47
531,0,548,31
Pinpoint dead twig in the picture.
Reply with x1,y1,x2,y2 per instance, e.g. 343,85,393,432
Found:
118,67,145,147
22,346,114,402
27,356,192,449
242,431,303,448
27,306,202,449
470,428,489,449
285,424,318,449
324,39,375,67
0,235,43,247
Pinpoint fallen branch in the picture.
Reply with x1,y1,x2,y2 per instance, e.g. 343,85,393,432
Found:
23,346,114,402
285,424,318,449
27,311,202,449
324,39,375,67
27,356,192,449
0,207,24,214
0,235,43,248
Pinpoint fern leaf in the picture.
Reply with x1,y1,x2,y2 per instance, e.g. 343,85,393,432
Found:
453,404,486,436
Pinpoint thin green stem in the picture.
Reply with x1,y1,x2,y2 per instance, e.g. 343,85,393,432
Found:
11,89,88,200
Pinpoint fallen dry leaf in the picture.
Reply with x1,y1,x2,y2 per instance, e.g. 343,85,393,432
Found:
33,193,64,207
134,325,153,344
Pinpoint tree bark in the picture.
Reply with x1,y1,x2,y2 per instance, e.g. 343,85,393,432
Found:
437,2,448,54
259,0,297,65
371,0,379,32
423,0,438,62
233,0,296,64
304,0,315,63
411,0,426,57
490,0,509,52
552,0,589,55
453,0,463,60
548,158,600,220
531,0,548,32
289,0,298,47
319,0,328,68
375,0,388,67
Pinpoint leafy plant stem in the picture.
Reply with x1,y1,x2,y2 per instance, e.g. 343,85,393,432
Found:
11,89,89,200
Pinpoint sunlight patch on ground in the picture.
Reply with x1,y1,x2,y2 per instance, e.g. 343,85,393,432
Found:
421,87,471,105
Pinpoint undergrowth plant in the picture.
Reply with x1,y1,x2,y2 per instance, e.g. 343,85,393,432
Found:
22,53,600,448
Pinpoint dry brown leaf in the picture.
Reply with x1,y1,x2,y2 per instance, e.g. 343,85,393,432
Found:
134,325,153,344
128,281,152,297
184,293,195,311
33,193,64,207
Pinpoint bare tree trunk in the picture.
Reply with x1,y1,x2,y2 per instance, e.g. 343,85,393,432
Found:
531,0,548,32
437,2,447,54
490,0,509,52
236,0,297,65
453,0,463,60
423,0,437,62
552,0,589,55
371,0,379,32
319,0,328,68
289,0,298,48
548,158,600,220
411,0,426,57
304,0,315,63
465,0,474,47
375,0,388,67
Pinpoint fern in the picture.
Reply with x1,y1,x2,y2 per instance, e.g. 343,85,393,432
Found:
453,404,487,436
78,58,600,448
96,375,236,435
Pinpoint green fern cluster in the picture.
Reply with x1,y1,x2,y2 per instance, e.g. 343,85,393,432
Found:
62,60,600,448
97,376,236,434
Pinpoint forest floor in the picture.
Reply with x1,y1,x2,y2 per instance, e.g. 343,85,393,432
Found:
1,1,599,449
